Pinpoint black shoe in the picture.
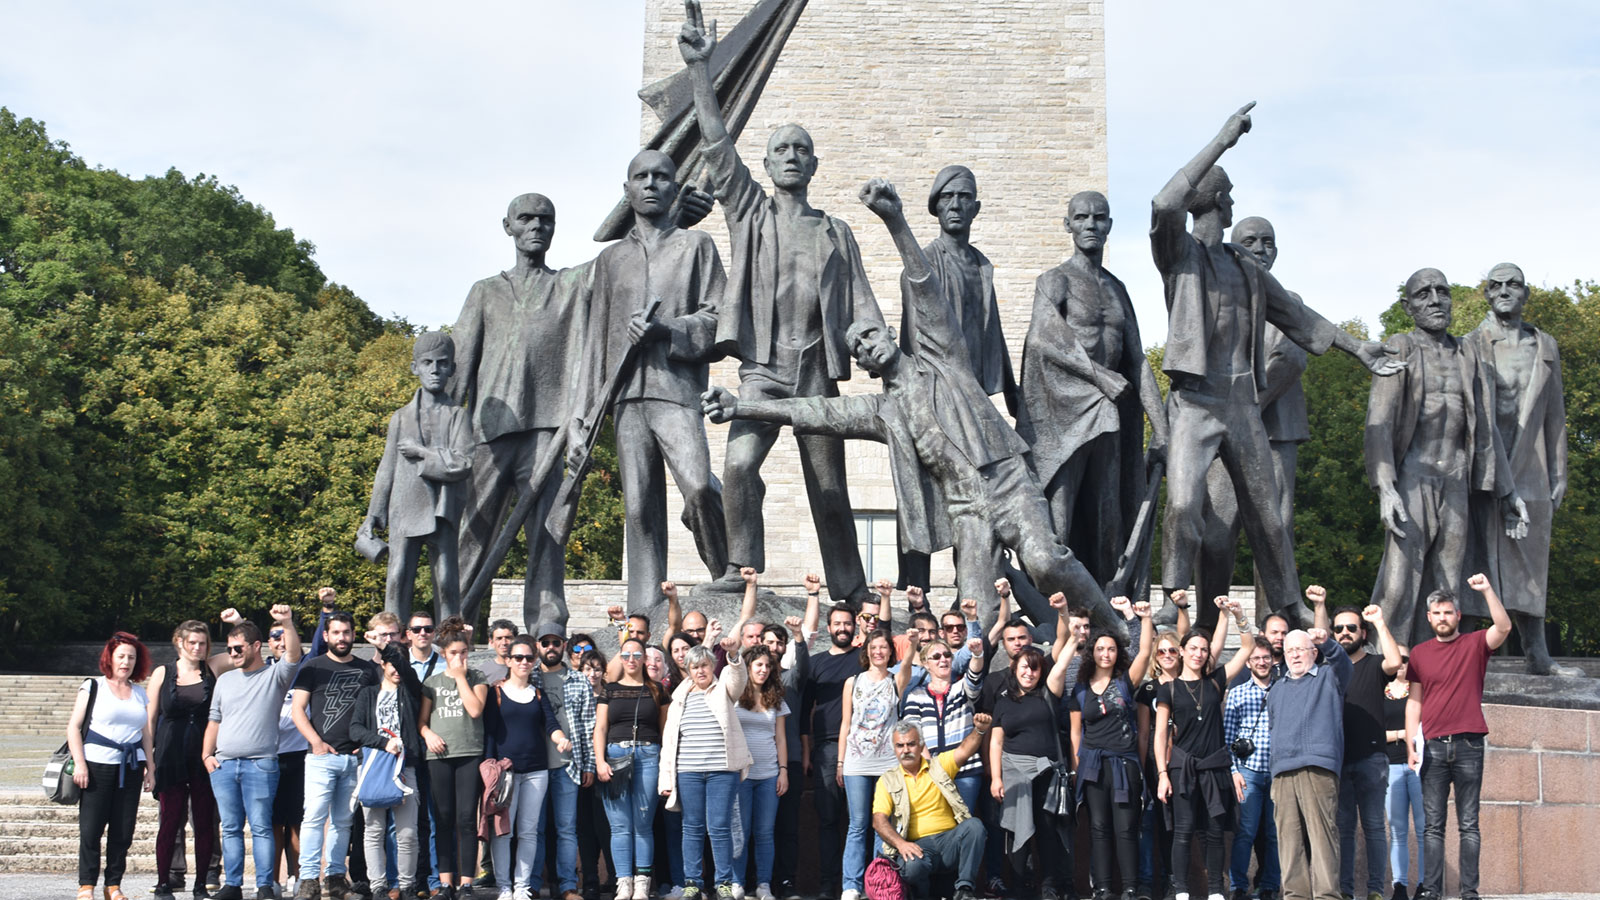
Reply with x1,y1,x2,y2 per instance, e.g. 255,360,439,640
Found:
954,889,977,900
1039,887,1060,900
1119,891,1136,900
1258,891,1278,900
1389,885,1408,900
1133,886,1151,900
194,889,210,900
1230,891,1248,900
155,885,177,900
213,888,245,900
257,888,279,900
777,883,800,900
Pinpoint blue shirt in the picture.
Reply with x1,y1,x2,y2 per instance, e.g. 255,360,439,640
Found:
1223,677,1272,774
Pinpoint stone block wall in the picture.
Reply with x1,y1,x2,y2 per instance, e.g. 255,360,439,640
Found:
632,0,1107,592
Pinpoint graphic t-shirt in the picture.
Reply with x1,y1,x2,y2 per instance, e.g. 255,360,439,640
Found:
1156,669,1229,757
423,668,487,760
1069,677,1138,755
293,655,379,753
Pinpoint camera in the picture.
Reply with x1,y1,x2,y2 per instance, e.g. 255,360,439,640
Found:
1231,737,1256,759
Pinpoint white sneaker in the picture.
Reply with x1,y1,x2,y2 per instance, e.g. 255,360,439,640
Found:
731,886,745,900
755,885,774,900
497,890,514,900
840,891,861,900
633,876,652,900
1174,894,1189,900
664,887,684,900
284,878,297,898
1207,895,1226,900
513,889,533,900
616,879,633,900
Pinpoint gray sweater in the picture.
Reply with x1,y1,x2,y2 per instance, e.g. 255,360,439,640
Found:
1264,638,1351,777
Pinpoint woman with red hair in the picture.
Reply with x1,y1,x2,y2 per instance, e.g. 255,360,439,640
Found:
68,632,155,900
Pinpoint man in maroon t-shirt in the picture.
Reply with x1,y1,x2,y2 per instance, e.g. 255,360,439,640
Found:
1404,572,1511,900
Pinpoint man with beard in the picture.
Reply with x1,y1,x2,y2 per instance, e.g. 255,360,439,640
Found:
529,623,595,900
800,604,865,899
871,715,994,900
1020,189,1168,588
1317,604,1402,900
291,613,379,900
1366,268,1524,645
1405,574,1511,900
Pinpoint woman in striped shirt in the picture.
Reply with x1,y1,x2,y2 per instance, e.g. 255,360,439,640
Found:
897,636,986,811
659,623,750,900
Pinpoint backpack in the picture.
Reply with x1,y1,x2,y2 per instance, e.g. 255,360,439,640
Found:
865,855,905,900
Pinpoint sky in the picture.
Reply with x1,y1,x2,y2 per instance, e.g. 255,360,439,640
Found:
4,1,1597,341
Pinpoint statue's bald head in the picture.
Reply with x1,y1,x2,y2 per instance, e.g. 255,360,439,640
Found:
506,193,555,221
627,149,678,181
1485,262,1529,320
1231,216,1277,270
1404,267,1449,298
764,124,818,191
1068,190,1109,218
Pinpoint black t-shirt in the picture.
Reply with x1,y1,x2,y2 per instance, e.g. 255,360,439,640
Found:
1136,679,1161,757
1156,669,1228,757
1344,653,1388,760
991,683,1061,761
293,655,379,753
598,682,667,745
1383,689,1409,765
804,650,864,743
1068,677,1138,756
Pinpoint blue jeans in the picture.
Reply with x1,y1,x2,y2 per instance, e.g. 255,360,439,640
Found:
1339,752,1390,895
733,775,780,888
491,770,549,891
299,752,359,880
1421,735,1483,900
1229,767,1280,892
601,743,661,878
209,756,279,889
842,774,880,892
1387,762,1424,887
679,770,739,888
532,767,581,894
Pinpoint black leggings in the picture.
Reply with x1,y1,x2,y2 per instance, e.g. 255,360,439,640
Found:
428,756,481,877
79,761,144,887
1006,769,1071,892
1170,786,1226,895
1083,758,1143,892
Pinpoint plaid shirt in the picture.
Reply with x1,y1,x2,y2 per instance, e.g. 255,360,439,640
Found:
899,666,985,775
1223,677,1272,774
557,666,597,782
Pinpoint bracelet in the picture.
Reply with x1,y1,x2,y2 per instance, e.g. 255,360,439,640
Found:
808,592,820,597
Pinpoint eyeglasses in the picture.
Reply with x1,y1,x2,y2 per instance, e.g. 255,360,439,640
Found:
1248,656,1275,665
538,638,564,648
1332,624,1362,633
510,654,536,663
374,631,400,641
226,644,249,655
409,625,435,634
924,652,952,662
619,652,643,661
684,628,706,637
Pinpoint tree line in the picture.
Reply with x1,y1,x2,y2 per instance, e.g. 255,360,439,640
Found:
2,108,1594,655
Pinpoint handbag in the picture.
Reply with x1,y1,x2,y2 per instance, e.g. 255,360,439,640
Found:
1041,686,1075,818
864,855,905,900
604,689,645,795
355,730,411,808
44,678,98,804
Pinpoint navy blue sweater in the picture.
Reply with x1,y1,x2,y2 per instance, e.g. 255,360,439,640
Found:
1265,637,1351,777
483,682,561,774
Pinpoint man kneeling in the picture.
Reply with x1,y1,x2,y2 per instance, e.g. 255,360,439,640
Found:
872,715,991,900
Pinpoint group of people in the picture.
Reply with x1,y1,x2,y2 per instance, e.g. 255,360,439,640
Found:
71,559,1507,900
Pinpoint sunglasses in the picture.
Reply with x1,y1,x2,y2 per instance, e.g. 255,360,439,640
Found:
619,651,643,661
409,625,435,634
538,638,564,648
571,643,594,654
924,652,952,662
684,628,706,636
856,612,876,621
943,622,965,631
1156,647,1181,655
226,644,249,655
269,630,285,639
510,654,536,663
1332,624,1362,633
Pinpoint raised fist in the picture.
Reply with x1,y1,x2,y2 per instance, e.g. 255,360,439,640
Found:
804,573,822,594
960,597,979,620
740,567,758,586
1049,591,1067,610
1361,604,1385,624
993,578,1011,599
1305,585,1327,606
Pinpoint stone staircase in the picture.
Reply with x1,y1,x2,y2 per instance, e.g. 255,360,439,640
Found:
0,673,167,877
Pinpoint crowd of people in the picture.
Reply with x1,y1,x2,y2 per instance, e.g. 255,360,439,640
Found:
69,568,1511,900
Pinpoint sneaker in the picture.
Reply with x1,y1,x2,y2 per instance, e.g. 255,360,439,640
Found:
776,884,799,900
1207,894,1226,900
1389,886,1409,900
679,888,700,900
296,880,322,900
754,886,774,900
1173,893,1189,900
727,886,742,900
1229,891,1248,900
1120,891,1137,900
257,888,279,900
213,889,245,900
514,889,533,900
615,881,633,900
326,877,353,900
665,888,685,900
954,889,977,900
156,886,178,900
715,887,735,900
840,891,861,900
1368,894,1385,900
1257,892,1277,900
633,878,651,900
985,878,1007,900
496,891,513,900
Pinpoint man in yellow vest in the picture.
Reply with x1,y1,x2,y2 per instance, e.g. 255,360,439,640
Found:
871,713,992,900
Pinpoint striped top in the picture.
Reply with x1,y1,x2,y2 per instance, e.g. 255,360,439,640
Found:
676,690,728,772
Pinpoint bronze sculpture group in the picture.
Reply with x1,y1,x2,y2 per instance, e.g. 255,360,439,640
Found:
357,0,1575,676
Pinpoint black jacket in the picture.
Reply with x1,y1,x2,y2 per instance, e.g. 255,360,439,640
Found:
349,643,425,763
